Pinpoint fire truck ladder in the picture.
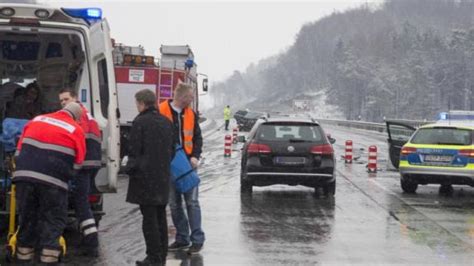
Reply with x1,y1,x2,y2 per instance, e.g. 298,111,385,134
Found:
158,59,175,100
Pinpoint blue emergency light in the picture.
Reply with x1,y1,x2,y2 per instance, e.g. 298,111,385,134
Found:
437,112,448,120
62,8,102,23
437,111,474,121
185,59,194,69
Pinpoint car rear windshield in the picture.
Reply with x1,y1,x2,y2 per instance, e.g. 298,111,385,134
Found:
235,110,247,116
256,123,325,143
245,112,264,119
410,127,472,145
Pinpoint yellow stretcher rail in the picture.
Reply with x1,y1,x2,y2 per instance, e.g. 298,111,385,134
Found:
5,157,67,261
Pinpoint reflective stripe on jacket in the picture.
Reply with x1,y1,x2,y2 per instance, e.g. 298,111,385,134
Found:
13,110,86,191
159,100,195,156
79,103,102,169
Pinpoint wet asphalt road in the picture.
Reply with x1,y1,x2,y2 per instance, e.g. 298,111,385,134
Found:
1,119,474,265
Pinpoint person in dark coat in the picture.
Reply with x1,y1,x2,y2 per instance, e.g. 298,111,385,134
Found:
125,89,174,266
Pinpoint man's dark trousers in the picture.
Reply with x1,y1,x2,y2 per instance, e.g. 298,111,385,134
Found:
16,182,68,251
71,169,99,248
139,204,168,263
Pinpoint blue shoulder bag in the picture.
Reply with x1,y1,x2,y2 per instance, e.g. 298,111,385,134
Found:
170,145,200,193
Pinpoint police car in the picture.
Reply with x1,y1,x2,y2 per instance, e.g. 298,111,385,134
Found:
398,119,474,194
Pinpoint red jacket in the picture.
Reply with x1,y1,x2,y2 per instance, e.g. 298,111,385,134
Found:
78,103,102,169
13,110,86,191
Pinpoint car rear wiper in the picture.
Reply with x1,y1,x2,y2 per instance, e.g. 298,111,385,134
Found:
289,139,311,143
434,142,465,145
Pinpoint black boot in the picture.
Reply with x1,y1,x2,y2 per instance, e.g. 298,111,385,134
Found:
136,256,162,266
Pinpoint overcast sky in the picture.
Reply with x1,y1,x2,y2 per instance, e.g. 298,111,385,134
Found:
39,0,381,83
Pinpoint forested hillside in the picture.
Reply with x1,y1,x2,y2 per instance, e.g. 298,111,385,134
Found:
209,0,474,121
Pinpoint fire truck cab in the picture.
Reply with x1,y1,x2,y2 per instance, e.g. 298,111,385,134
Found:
113,44,203,159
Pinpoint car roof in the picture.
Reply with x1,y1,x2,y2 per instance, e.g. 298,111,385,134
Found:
261,116,320,125
420,120,474,130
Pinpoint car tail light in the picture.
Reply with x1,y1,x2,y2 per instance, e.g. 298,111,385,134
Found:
459,149,474,157
88,194,101,203
247,143,271,154
401,146,417,155
311,144,334,155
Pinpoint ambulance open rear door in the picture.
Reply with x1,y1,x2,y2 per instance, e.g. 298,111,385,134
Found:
88,19,120,192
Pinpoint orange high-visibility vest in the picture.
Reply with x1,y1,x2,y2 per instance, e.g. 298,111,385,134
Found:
159,100,195,155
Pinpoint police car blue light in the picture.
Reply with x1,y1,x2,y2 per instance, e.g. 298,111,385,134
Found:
436,110,474,121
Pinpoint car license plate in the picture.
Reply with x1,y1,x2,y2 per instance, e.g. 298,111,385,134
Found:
275,157,306,165
424,155,452,162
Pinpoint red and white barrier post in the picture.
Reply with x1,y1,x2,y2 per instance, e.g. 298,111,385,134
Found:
345,140,353,163
224,135,232,157
368,145,377,173
232,127,239,144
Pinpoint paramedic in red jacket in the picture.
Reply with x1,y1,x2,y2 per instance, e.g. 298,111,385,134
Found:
59,88,102,257
13,102,85,264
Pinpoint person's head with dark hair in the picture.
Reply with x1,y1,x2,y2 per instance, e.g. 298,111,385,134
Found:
6,82,42,119
24,82,40,104
135,89,156,113
58,88,78,108
13,86,25,99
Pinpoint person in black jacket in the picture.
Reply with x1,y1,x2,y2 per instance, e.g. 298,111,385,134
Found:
125,89,174,266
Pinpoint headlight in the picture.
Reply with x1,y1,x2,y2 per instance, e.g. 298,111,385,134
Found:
0,7,15,17
35,9,50,19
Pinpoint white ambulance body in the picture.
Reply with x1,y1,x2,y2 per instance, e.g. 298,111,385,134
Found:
0,4,120,192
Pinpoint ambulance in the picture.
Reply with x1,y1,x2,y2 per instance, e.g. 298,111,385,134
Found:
0,4,120,226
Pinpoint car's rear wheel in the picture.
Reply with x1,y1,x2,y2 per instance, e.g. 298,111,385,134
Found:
241,180,252,194
323,181,336,196
401,177,418,193
240,171,253,194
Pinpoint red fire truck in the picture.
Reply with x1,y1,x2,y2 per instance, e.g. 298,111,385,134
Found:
113,43,206,158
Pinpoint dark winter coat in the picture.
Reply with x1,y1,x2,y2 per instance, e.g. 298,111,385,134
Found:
125,107,174,205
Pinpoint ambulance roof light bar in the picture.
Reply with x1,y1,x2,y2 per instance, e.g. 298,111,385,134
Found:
62,8,102,24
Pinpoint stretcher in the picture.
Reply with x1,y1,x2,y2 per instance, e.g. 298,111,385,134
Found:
2,145,67,262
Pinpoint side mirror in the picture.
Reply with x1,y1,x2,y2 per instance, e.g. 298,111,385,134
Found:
327,134,336,144
202,78,208,92
237,135,246,143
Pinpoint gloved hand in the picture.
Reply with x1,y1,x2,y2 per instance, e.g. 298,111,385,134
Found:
125,157,138,176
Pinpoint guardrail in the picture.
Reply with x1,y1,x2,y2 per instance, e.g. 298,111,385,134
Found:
313,118,434,133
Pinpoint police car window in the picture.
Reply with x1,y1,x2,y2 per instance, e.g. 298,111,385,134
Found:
411,128,471,145
389,124,414,141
